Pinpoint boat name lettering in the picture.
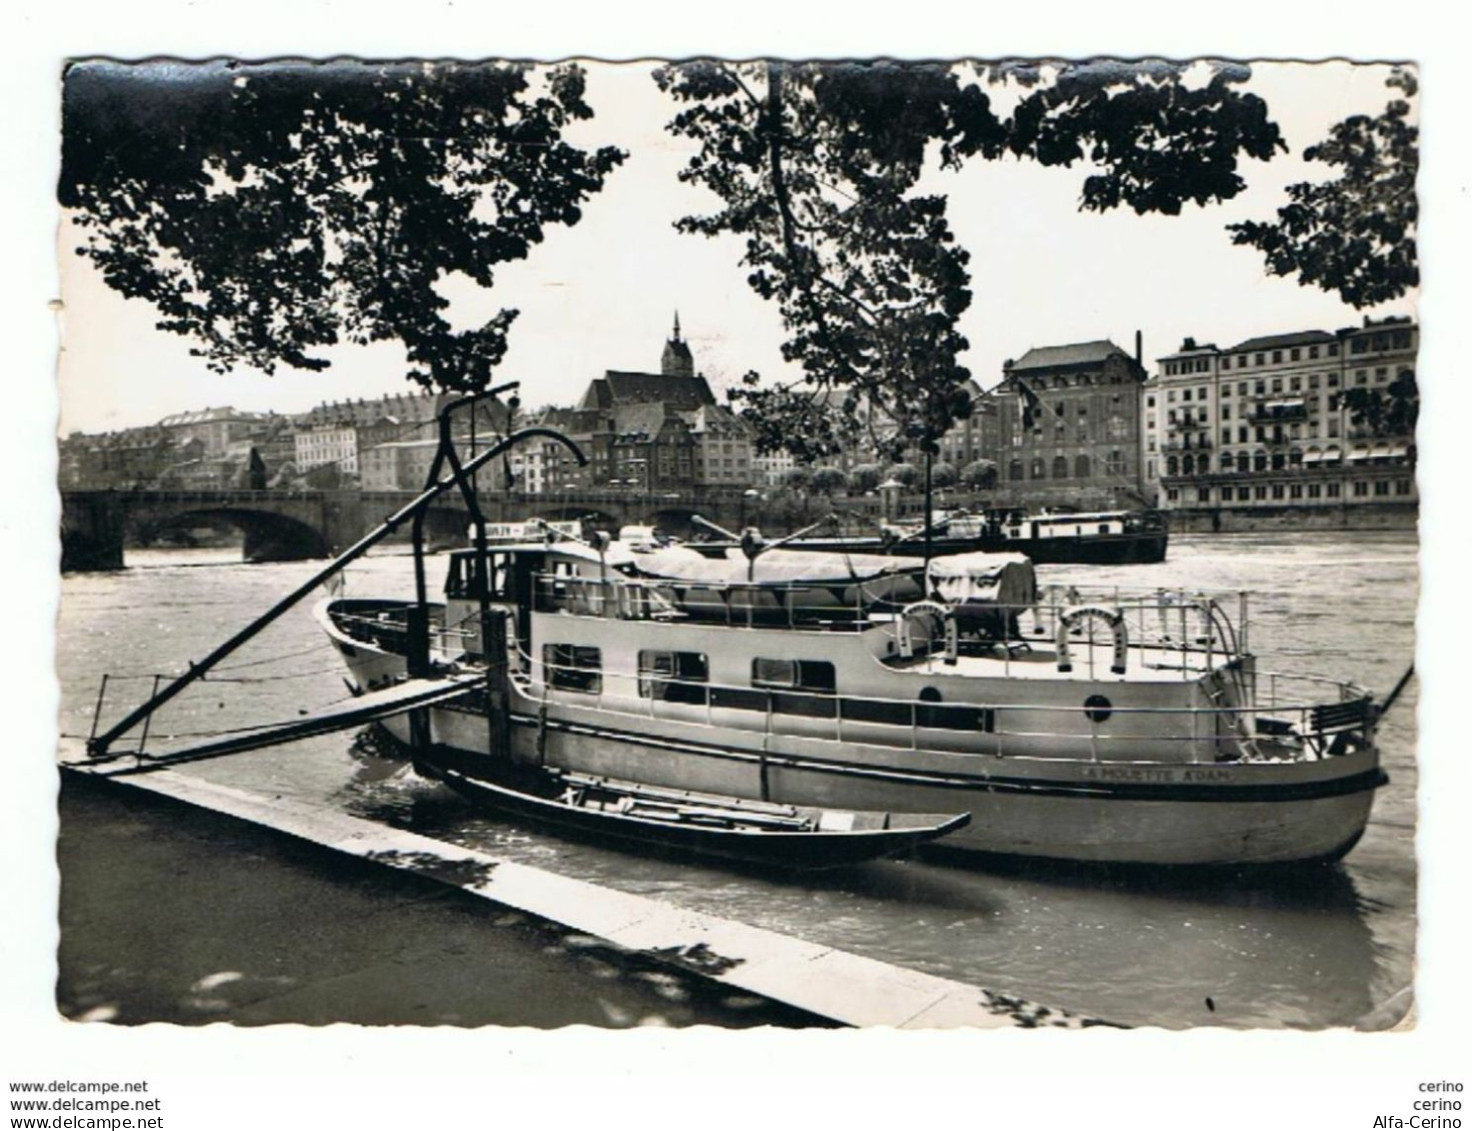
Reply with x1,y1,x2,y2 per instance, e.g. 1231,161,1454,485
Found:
1079,767,1178,783
1183,768,1235,783
1078,766,1236,784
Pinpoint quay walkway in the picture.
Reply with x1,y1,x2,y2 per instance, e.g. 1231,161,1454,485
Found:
58,763,1111,1030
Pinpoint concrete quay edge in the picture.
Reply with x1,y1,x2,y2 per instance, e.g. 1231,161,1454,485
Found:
59,760,1115,1031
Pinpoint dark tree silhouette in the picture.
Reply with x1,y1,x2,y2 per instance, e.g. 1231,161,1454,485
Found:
1343,371,1420,439
655,59,1284,462
61,59,625,392
1229,68,1417,309
961,458,998,491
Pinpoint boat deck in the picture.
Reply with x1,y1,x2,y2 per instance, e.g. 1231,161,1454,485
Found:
883,640,1217,683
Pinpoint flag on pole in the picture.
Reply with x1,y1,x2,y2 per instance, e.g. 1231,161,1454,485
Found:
1016,377,1043,431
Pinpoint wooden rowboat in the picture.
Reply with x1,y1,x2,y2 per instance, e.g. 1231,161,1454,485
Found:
417,753,970,869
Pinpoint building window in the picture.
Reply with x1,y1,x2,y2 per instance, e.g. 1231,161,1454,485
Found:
1182,455,1195,476
544,644,602,695
1221,452,1234,472
1237,486,1251,501
1166,488,1179,502
1308,483,1322,499
1053,455,1069,479
1166,456,1179,477
1327,482,1342,497
1254,485,1267,500
1290,484,1303,499
1353,481,1369,497
1254,452,1268,471
1031,457,1046,479
1197,487,1211,502
1374,480,1390,497
1272,484,1285,499
638,650,709,704
1310,345,1320,359
1255,353,1264,366
1009,458,1024,481
1395,479,1412,496
1075,454,1090,478
1221,427,1232,445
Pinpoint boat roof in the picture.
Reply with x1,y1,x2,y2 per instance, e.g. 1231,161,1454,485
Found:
631,546,924,586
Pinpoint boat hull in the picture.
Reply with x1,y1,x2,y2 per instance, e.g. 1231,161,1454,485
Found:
319,601,1381,869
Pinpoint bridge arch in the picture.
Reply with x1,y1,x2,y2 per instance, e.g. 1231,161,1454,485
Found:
151,506,331,562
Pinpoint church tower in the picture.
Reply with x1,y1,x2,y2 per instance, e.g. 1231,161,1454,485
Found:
661,312,695,378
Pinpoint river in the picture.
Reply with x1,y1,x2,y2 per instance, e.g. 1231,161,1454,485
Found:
55,531,1418,1030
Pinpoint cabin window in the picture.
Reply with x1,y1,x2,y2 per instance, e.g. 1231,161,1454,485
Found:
753,658,838,718
638,650,709,704
543,644,602,694
752,658,836,693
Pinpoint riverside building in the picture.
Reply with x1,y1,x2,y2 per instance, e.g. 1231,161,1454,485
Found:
1144,316,1417,529
995,338,1150,510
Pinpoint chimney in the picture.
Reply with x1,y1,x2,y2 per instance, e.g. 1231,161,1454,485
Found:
1135,331,1143,366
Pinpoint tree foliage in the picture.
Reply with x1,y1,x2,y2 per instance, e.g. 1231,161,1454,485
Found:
62,59,625,391
808,466,850,495
654,59,1283,461
885,462,920,489
1228,69,1418,309
780,465,812,490
961,458,998,490
849,462,883,493
929,461,958,490
1343,370,1419,439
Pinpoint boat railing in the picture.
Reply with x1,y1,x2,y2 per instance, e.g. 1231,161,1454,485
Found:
501,643,1373,766
530,571,902,630
527,571,1253,664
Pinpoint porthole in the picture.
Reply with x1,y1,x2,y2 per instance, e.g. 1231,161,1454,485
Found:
1084,694,1113,723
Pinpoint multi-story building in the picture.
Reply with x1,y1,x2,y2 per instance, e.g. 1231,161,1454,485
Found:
294,423,359,476
1146,316,1417,522
158,407,272,458
58,426,181,490
937,380,1001,474
995,338,1149,509
751,449,797,486
689,403,754,486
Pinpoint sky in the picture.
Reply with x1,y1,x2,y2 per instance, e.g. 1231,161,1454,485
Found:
55,58,1418,435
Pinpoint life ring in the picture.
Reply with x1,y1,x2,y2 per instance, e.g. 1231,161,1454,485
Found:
1056,604,1128,675
897,600,958,664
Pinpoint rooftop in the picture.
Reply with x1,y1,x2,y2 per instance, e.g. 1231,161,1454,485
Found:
1226,329,1339,354
1008,340,1135,372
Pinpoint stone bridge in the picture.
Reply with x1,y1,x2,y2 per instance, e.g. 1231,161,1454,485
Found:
60,486,842,571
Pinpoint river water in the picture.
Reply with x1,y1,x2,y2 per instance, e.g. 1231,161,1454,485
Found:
56,531,1418,1030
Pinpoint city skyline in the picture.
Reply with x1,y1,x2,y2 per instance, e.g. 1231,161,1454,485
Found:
57,59,1416,436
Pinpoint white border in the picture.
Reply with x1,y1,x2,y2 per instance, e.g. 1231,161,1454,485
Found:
6,3,1465,1126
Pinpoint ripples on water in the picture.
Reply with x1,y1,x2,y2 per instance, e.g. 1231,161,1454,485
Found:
56,533,1418,1030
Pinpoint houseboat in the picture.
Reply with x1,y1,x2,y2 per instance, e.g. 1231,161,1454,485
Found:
316,524,1385,868
774,507,1169,566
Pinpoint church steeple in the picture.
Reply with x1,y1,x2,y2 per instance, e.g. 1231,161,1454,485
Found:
661,311,694,378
